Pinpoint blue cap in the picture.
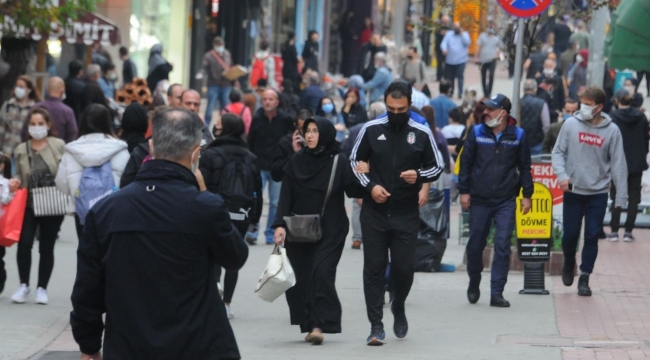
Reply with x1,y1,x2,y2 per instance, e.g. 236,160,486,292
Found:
482,94,511,112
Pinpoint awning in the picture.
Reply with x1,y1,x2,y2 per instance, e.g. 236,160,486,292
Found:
606,0,650,71
0,11,121,46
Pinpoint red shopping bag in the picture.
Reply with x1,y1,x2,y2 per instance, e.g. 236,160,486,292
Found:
0,189,28,247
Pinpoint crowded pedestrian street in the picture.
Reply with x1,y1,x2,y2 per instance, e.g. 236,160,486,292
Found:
2,0,650,359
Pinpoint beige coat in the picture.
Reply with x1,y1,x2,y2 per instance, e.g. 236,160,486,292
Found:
13,137,65,188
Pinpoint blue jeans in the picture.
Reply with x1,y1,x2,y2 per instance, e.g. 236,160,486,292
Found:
530,143,543,156
562,192,608,274
466,200,516,295
445,62,466,97
248,170,281,244
205,86,231,124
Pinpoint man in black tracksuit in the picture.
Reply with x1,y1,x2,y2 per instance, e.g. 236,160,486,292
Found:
458,94,533,308
350,81,444,345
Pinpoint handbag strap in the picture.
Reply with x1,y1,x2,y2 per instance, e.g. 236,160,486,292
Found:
321,154,339,217
211,50,229,70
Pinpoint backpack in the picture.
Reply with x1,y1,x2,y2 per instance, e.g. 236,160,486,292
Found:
75,161,116,225
222,103,247,117
215,150,257,229
250,55,269,88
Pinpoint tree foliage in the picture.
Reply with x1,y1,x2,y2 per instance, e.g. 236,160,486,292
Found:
0,0,98,35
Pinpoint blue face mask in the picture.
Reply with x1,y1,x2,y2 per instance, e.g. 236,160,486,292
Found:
563,113,571,120
322,103,334,114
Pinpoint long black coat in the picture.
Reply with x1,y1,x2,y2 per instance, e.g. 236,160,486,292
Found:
70,160,248,359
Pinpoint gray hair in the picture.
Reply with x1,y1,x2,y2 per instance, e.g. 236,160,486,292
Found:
374,52,387,63
523,79,538,93
152,109,203,161
307,71,320,85
86,64,101,78
368,101,387,120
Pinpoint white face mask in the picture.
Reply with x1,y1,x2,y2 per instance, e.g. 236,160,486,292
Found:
215,46,225,53
28,125,49,140
108,73,117,81
576,55,584,63
485,110,504,128
624,85,635,95
580,103,597,120
14,87,27,100
543,68,555,77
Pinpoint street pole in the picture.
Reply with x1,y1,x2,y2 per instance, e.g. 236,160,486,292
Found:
587,3,608,87
511,17,525,120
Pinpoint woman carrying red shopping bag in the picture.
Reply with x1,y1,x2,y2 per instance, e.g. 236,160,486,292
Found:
0,152,23,296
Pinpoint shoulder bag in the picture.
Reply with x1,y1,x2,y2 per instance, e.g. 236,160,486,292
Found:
283,154,338,243
27,142,70,217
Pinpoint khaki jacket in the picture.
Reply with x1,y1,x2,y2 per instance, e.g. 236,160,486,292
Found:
13,137,65,188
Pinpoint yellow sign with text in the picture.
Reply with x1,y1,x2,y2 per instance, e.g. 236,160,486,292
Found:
516,183,553,239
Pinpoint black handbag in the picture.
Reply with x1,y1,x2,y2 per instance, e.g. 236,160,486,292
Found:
283,154,338,243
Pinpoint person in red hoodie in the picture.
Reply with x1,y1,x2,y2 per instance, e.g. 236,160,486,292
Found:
221,89,252,134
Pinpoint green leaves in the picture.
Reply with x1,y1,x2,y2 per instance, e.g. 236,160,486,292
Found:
0,0,98,35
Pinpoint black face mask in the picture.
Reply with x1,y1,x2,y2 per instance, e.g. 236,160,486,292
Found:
387,111,410,128
407,55,413,60
454,28,461,34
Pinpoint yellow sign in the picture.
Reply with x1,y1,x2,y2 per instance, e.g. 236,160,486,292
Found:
516,183,553,239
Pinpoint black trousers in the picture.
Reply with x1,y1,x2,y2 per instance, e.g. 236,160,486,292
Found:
0,245,6,294
436,52,446,81
361,208,419,329
636,71,650,94
610,173,643,233
16,207,64,289
480,60,497,98
215,266,238,304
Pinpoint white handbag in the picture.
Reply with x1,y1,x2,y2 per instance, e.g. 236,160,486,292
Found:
255,245,296,302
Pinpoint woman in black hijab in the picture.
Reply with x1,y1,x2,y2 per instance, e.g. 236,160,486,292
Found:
120,103,148,153
273,117,360,345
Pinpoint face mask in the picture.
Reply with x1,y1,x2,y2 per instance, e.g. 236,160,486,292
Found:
387,111,410,128
215,46,225,53
191,148,200,173
28,125,48,140
14,87,27,100
406,55,413,60
322,103,334,114
579,103,596,120
61,93,66,101
454,28,461,34
485,110,504,128
563,113,571,120
576,55,584,63
543,68,554,77
624,86,635,95
108,73,117,81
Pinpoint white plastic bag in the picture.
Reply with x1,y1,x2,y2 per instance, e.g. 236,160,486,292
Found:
255,244,296,302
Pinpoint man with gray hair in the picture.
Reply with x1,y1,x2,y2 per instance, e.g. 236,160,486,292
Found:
363,52,393,103
299,70,325,113
70,108,248,360
521,79,550,155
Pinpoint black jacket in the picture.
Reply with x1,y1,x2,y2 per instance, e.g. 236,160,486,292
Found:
302,40,319,73
122,58,138,85
248,108,295,170
120,140,149,188
271,132,300,182
64,77,86,122
358,43,388,82
342,103,369,128
281,43,300,84
200,136,264,229
610,107,650,174
350,116,445,216
458,124,534,204
70,160,248,359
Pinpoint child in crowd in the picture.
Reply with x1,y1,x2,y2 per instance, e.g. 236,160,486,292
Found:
0,152,21,295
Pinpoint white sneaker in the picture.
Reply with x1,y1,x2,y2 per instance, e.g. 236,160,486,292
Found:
35,287,48,305
11,284,30,304
225,304,234,319
217,282,224,297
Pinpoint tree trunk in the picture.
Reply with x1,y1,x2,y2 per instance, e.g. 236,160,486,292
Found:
0,37,36,105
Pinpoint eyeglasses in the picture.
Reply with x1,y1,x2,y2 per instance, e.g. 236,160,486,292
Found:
305,129,319,135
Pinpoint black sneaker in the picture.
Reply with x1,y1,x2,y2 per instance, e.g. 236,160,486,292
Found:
490,294,511,308
366,326,386,346
562,257,575,286
467,277,480,304
578,274,592,296
391,302,408,339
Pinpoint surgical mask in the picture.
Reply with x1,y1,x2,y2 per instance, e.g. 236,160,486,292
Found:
191,148,200,174
543,68,555,77
108,73,117,81
624,86,635,95
14,87,27,99
563,113,571,120
28,125,48,140
576,55,584,63
579,104,596,120
214,46,225,53
321,103,334,114
387,111,410,128
485,110,504,128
